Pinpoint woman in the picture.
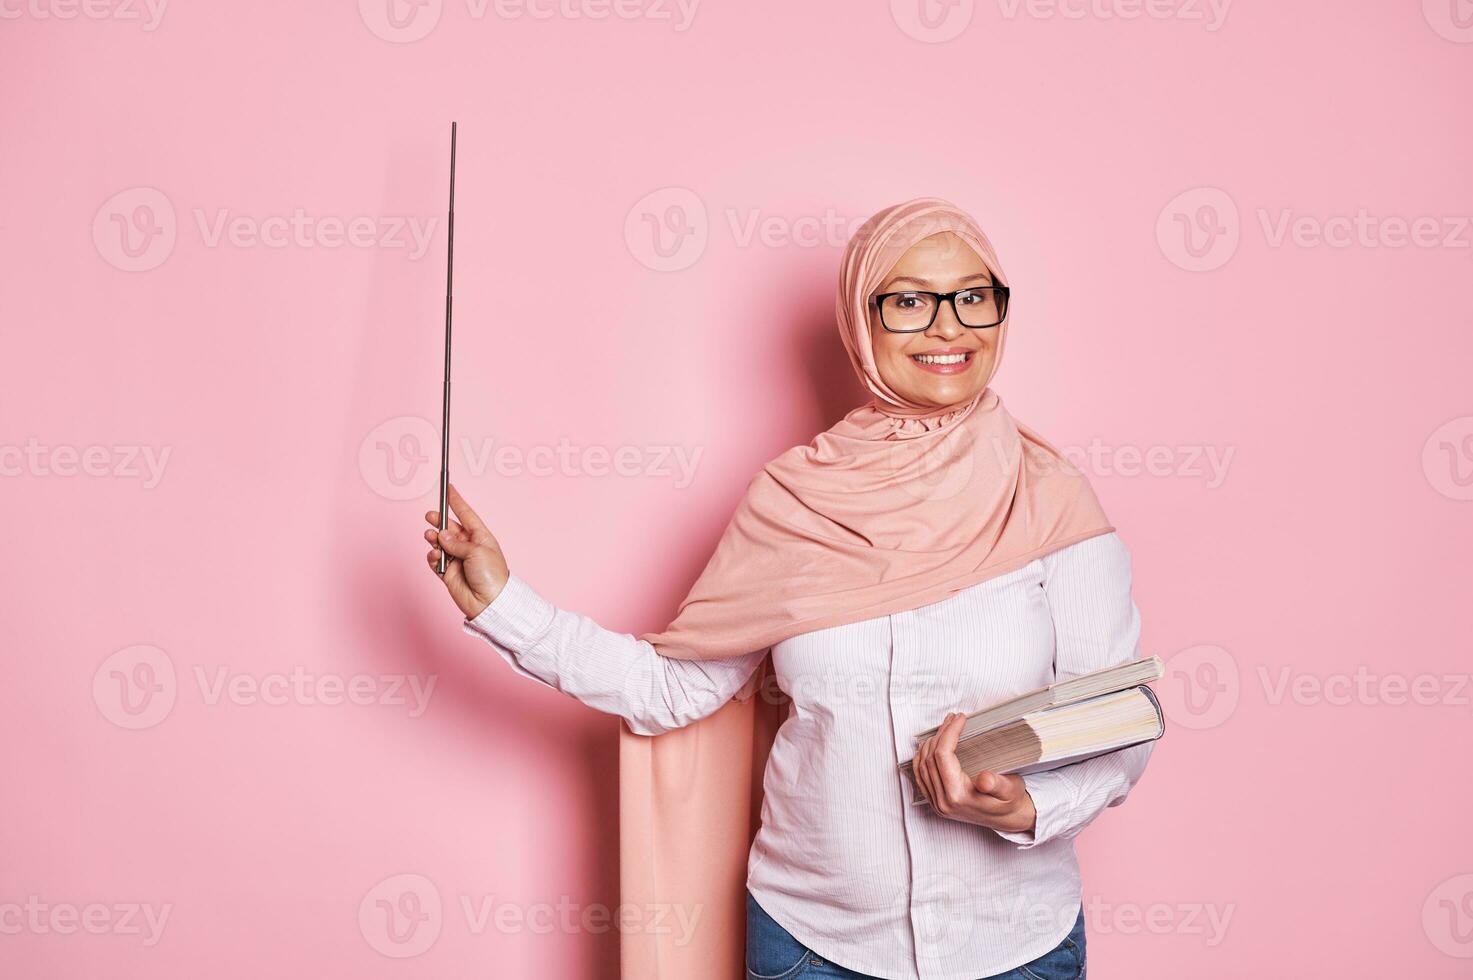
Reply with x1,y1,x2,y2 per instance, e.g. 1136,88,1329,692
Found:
425,198,1152,980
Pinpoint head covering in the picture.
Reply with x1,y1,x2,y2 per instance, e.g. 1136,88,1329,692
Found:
618,198,1114,978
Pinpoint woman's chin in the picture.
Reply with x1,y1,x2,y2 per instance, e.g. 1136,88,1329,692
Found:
903,378,985,410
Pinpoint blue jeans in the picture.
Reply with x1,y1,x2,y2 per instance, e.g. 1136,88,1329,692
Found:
745,889,1086,980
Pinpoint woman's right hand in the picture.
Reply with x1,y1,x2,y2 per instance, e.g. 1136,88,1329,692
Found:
424,483,509,620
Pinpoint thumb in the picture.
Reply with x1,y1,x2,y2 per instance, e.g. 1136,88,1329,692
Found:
438,526,476,559
442,557,472,600
972,770,1007,798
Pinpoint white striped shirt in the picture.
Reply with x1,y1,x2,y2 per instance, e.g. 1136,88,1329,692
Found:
462,530,1153,980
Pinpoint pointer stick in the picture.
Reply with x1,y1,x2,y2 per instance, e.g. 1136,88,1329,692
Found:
437,121,457,575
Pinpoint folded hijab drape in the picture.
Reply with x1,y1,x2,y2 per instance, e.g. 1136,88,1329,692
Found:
618,198,1113,979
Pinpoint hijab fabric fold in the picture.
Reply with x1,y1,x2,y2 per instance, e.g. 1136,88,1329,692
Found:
619,198,1113,979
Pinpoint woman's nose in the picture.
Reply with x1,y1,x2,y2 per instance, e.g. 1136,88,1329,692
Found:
926,303,966,340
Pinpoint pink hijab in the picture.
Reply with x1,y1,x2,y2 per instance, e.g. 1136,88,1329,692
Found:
618,197,1113,978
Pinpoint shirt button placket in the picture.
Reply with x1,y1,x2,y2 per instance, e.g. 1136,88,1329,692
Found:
888,608,932,980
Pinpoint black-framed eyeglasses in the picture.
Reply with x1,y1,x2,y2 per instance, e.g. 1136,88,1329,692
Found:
872,285,1011,333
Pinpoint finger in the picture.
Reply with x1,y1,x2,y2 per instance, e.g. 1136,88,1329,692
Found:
925,758,954,814
913,737,936,806
920,750,940,810
424,526,466,547
935,711,966,756
442,554,465,589
426,548,466,586
919,732,948,810
933,727,977,808
446,484,489,534
425,510,465,535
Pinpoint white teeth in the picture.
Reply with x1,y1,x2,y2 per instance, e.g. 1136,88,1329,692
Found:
913,353,969,365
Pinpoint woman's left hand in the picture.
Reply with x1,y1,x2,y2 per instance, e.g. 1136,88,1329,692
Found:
913,712,1037,836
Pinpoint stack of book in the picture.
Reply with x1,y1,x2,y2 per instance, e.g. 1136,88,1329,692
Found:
899,656,1165,805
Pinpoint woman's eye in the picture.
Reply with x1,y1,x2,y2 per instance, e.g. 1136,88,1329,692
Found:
897,295,922,309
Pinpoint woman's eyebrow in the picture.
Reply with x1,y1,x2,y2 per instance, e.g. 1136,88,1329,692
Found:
879,272,994,291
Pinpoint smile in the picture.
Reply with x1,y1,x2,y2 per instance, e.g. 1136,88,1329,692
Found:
909,348,975,375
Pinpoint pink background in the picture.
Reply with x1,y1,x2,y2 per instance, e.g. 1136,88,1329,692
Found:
4,0,1472,976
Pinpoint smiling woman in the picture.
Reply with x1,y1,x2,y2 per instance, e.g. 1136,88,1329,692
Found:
869,231,1009,409
424,198,1151,980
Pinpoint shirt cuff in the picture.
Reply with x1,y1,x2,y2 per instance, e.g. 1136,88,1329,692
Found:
461,573,556,652
994,769,1077,848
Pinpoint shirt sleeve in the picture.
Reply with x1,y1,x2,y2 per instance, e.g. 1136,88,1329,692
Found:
993,531,1157,848
459,572,768,737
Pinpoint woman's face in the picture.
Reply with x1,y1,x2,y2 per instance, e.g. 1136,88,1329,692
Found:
870,231,1001,410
